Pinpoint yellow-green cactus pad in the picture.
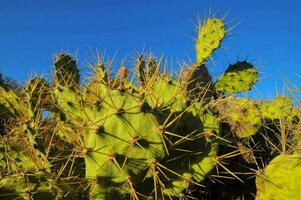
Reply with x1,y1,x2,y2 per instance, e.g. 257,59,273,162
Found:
54,86,165,182
0,143,39,172
256,154,301,200
85,90,165,179
0,86,24,117
163,173,191,197
215,61,258,94
258,96,293,120
196,18,225,63
0,172,58,200
145,76,186,112
216,96,262,138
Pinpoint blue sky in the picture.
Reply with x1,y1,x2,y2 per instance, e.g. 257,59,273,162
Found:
1,0,301,99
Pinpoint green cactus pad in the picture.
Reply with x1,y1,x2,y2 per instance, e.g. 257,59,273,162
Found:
89,179,125,200
136,56,159,86
0,143,39,173
0,86,24,117
54,86,165,181
258,96,293,120
215,61,258,94
0,172,58,200
161,103,220,196
163,173,191,197
196,18,225,64
85,90,165,178
215,96,262,138
256,154,301,200
145,76,186,112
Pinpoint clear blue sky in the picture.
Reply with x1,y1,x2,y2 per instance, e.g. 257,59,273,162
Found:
1,0,301,98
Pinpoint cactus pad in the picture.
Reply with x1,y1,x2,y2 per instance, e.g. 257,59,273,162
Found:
215,61,258,94
196,18,225,64
145,76,186,112
54,53,80,87
183,63,213,102
256,154,301,200
215,96,262,138
258,96,293,120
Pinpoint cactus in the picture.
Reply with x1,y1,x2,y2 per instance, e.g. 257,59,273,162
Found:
49,50,224,198
256,153,301,200
214,96,262,138
183,63,213,102
136,55,159,87
196,18,226,64
54,53,80,88
0,171,58,200
161,103,220,194
258,96,293,120
215,61,258,94
144,75,186,112
0,13,300,200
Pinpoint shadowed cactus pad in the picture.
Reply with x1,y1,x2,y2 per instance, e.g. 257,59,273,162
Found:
196,18,225,64
136,55,159,87
54,53,80,87
160,103,220,196
215,61,258,94
256,154,301,200
183,63,213,102
0,172,58,200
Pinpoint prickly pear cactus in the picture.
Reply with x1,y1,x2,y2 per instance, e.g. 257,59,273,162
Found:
145,75,186,112
215,96,262,138
215,61,258,94
196,18,226,64
256,153,301,200
54,53,80,87
259,96,293,120
183,63,213,102
0,171,58,200
0,12,300,200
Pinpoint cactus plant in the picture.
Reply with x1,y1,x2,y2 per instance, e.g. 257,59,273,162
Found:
259,96,293,120
0,13,300,200
196,18,226,64
256,153,301,200
214,96,262,138
215,61,258,94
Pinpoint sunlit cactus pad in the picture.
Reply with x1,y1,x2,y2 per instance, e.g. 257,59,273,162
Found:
196,18,226,63
256,154,301,200
259,96,293,119
215,61,258,94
